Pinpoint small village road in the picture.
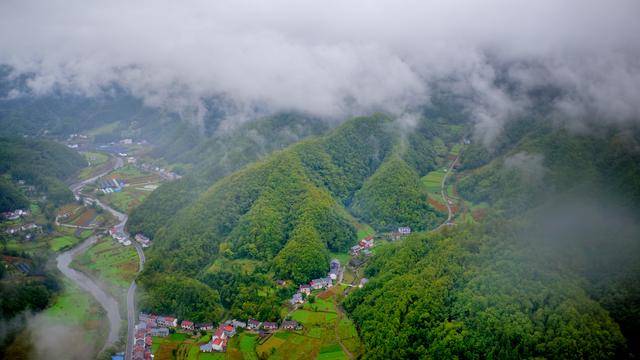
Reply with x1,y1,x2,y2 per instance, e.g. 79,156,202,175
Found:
434,147,462,231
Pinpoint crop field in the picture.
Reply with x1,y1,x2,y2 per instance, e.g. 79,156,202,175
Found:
73,237,138,289
42,278,108,356
150,289,360,360
422,169,446,193
84,151,109,167
98,165,163,213
50,235,79,251
152,332,226,360
355,223,374,240
257,290,360,359
103,188,150,213
79,154,115,180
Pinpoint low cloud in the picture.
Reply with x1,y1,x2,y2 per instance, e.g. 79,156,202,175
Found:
1,0,639,141
504,152,546,184
25,313,95,360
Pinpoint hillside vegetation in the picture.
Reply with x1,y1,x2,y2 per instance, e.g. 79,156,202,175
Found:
0,137,86,206
138,114,448,320
127,113,329,237
345,117,640,358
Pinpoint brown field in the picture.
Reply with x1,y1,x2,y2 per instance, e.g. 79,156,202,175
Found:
72,208,97,226
428,197,448,213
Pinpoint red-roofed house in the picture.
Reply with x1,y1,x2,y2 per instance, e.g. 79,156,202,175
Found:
211,337,225,352
222,324,236,337
181,320,194,330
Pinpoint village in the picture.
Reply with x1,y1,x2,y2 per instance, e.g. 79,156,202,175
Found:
135,228,415,359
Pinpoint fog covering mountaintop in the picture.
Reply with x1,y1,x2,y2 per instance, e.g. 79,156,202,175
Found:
1,0,639,145
1,1,640,359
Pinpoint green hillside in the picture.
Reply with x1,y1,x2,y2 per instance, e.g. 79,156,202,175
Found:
352,155,442,231
344,117,640,358
127,113,330,237
138,114,446,319
0,137,86,205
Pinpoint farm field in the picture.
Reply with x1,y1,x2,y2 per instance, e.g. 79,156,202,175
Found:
97,165,164,213
84,151,109,167
257,288,360,359
421,168,446,193
149,287,360,360
79,153,115,180
50,235,80,252
41,278,108,356
152,332,217,360
355,223,374,240
72,237,138,290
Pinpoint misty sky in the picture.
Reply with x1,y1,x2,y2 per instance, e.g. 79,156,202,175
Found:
1,0,639,141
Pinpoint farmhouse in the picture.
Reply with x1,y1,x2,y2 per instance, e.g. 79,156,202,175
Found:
222,324,236,337
281,320,300,331
157,316,177,328
310,277,332,290
248,319,261,330
290,292,304,305
262,322,278,331
151,327,169,337
299,285,311,295
211,337,226,352
200,324,232,353
196,323,213,331
398,226,412,235
181,320,194,331
350,244,362,255
135,234,151,247
231,320,247,329
359,237,374,249
329,259,341,280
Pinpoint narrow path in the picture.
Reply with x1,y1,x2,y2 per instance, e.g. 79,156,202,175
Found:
334,300,354,359
434,147,463,231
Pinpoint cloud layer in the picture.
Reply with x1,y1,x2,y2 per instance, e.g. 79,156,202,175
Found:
1,0,639,139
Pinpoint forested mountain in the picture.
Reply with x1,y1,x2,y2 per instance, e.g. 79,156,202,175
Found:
0,137,86,207
344,117,640,358
127,113,330,237
137,114,455,321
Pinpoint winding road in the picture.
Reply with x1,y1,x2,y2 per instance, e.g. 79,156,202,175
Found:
434,147,462,231
55,155,145,357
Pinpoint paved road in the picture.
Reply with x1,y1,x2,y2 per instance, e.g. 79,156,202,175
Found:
125,243,145,360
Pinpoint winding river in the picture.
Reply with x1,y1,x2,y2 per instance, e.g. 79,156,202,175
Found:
55,156,140,354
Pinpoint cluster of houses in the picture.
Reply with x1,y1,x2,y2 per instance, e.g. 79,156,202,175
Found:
350,236,375,256
199,322,238,353
134,233,151,248
5,223,39,236
109,227,131,246
134,314,181,360
99,178,125,194
138,312,303,355
139,163,181,181
2,209,29,220
290,259,340,305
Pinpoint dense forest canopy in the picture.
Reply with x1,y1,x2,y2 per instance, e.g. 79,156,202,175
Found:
344,116,640,358
137,114,455,319
0,137,86,206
